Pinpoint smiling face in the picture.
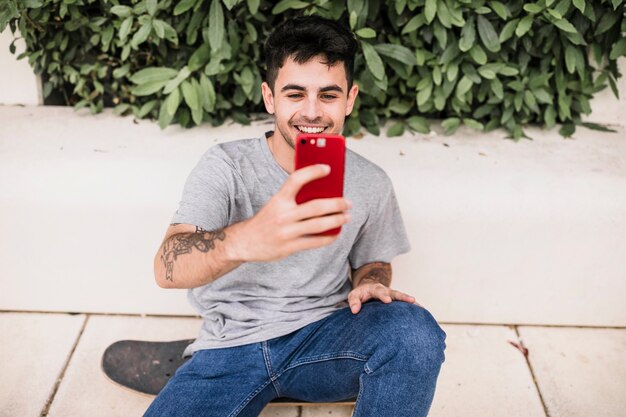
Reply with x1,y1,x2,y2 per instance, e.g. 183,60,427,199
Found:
261,54,359,151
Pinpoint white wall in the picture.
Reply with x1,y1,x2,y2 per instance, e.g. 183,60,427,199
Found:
0,29,40,105
1,106,625,326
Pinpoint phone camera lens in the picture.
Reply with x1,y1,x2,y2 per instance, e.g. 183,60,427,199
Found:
300,139,306,144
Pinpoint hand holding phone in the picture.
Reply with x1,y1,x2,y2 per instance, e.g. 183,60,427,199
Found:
295,133,347,235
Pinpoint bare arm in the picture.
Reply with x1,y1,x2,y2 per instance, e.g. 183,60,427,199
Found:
351,261,392,288
154,223,246,289
154,164,352,289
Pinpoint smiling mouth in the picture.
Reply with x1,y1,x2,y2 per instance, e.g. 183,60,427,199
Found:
295,125,327,134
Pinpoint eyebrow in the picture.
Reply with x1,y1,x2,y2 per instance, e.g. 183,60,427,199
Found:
280,84,344,94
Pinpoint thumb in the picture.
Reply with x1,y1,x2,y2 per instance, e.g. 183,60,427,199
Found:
280,164,330,200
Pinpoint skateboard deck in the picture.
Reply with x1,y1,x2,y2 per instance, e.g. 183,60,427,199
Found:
102,339,356,406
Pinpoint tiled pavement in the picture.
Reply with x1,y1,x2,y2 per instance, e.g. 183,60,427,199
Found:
1,311,624,417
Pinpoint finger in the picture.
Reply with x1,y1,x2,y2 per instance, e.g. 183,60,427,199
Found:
373,286,393,303
289,211,351,236
292,197,352,221
391,290,416,303
288,234,339,253
280,164,330,199
348,291,362,314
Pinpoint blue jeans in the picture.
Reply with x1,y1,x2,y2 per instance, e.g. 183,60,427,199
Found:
144,301,446,417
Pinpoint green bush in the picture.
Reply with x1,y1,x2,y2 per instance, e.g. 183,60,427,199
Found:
1,0,624,139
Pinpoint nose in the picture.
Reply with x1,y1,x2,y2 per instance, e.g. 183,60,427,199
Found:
301,95,323,121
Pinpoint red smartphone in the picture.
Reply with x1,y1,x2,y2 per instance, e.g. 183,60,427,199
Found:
294,133,346,236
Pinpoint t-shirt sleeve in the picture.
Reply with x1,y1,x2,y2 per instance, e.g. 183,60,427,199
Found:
170,149,233,231
348,174,411,270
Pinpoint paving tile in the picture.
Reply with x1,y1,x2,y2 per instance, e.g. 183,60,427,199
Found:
519,326,626,417
0,312,85,417
301,405,354,417
47,315,201,417
428,324,545,417
259,406,300,416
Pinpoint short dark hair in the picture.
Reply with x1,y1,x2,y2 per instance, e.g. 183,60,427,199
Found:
263,15,358,92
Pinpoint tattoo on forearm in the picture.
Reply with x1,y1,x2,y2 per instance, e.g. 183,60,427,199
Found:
357,262,392,287
161,227,225,282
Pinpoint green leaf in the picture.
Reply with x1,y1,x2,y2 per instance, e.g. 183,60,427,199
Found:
476,15,501,53
491,2,510,19
137,100,158,118
544,106,556,129
223,0,238,10
362,42,385,80
188,43,211,71
565,45,577,74
119,17,133,41
152,19,166,38
182,79,201,113
459,16,476,52
374,44,417,66
146,0,158,16
158,99,174,129
407,116,430,133
402,15,425,34
209,0,224,52
516,15,533,38
272,0,309,14
610,38,626,60
425,0,437,24
532,89,553,104
463,118,484,131
131,21,152,48
572,0,585,13
552,17,578,33
478,66,496,79
174,0,197,15
456,75,473,97
130,80,168,96
523,3,543,13
199,74,216,112
437,1,452,28
581,122,617,132
130,67,178,84
166,87,181,117
387,122,405,137
247,0,260,14
110,5,132,18
559,123,575,137
469,45,487,65
442,117,461,135
499,19,519,42
595,10,620,35
356,28,376,39
163,66,191,94
113,103,130,116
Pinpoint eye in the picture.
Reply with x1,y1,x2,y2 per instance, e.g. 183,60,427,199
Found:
287,93,303,98
321,94,337,100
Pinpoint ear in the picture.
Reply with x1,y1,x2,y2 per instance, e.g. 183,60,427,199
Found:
261,82,275,115
345,83,359,116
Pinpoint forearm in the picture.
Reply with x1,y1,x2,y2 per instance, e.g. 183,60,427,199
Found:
154,222,247,289
351,262,392,289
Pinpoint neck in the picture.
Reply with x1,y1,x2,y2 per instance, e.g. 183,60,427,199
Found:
267,130,295,174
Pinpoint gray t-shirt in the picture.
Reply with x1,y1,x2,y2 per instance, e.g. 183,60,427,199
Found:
172,132,411,356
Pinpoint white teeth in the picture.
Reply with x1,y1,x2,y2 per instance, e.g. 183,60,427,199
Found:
297,126,325,134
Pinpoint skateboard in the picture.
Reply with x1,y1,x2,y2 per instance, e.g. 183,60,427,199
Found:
101,339,356,406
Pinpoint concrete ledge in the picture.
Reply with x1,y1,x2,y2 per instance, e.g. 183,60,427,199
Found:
1,105,625,326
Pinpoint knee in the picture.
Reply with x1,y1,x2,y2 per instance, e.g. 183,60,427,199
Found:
387,302,447,366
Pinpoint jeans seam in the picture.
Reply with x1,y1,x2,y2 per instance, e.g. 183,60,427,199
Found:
227,379,273,417
352,372,367,417
278,351,369,376
261,341,283,396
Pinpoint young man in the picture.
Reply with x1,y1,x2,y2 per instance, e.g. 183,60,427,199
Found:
145,15,446,417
